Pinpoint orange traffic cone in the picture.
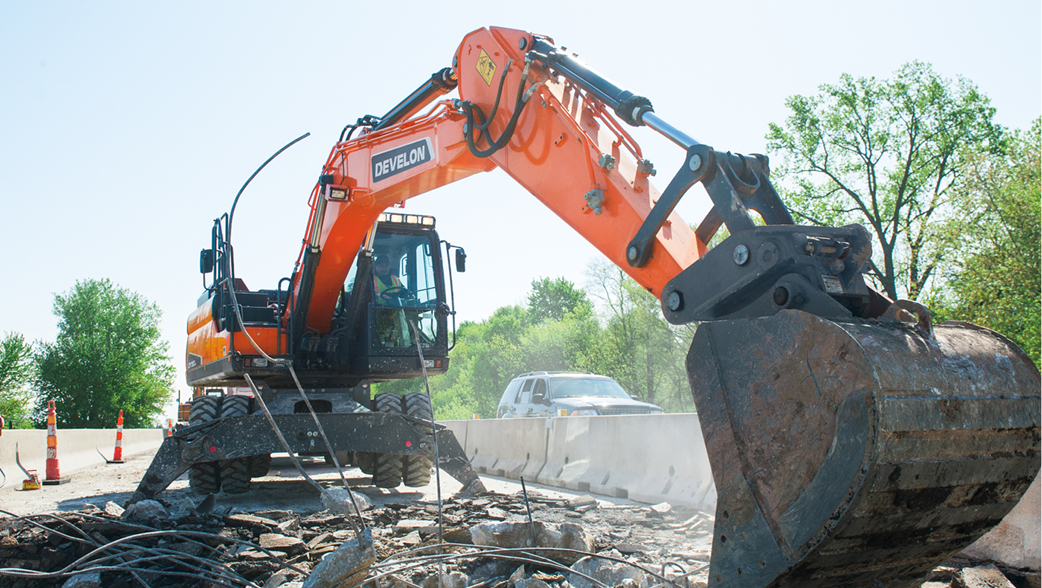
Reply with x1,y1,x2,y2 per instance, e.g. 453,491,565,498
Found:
166,418,174,437
43,400,70,485
111,410,125,463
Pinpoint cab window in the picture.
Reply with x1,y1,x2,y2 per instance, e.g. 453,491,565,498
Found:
368,231,440,349
515,379,534,404
532,379,546,399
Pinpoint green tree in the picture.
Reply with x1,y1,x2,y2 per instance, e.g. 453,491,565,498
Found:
940,119,1040,365
586,261,696,412
0,332,35,428
527,277,592,323
767,61,1003,301
34,279,174,428
376,280,608,419
375,306,532,419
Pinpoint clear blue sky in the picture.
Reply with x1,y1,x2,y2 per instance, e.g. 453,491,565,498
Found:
2,1,1039,411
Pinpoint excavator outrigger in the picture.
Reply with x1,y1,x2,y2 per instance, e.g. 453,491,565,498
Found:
136,27,1039,588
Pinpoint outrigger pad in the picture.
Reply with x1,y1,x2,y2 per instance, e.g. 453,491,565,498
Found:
435,427,486,494
687,309,1040,588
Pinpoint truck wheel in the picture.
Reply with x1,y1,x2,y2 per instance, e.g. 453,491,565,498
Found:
249,453,272,478
188,396,221,494
371,393,403,488
402,392,434,488
218,396,251,494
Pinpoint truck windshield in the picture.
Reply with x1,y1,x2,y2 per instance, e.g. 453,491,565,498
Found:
549,378,630,399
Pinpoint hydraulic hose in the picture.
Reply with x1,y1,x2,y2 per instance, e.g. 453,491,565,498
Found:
463,61,535,159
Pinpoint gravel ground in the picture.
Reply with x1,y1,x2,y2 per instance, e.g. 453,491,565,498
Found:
0,450,1036,588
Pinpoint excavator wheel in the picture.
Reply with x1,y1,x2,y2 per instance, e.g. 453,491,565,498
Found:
354,452,376,475
402,392,434,487
687,307,1040,588
187,396,221,494
371,392,404,488
249,453,272,478
218,396,251,494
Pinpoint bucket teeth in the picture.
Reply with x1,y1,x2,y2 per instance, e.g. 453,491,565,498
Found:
688,310,1041,588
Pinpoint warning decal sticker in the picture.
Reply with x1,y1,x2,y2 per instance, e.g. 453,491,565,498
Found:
476,49,497,86
371,138,434,183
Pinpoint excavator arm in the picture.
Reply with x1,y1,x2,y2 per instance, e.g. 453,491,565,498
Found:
292,28,705,339
201,27,1039,588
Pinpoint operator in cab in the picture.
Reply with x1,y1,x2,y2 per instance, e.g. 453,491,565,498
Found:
372,255,410,347
373,256,401,298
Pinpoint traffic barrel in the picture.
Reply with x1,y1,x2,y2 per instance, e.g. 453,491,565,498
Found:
111,409,125,463
43,400,70,485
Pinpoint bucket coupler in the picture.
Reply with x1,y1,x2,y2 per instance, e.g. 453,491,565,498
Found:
687,307,1041,587
661,224,891,325
621,142,891,326
133,412,482,500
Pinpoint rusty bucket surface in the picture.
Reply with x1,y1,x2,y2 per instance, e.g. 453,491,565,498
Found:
687,308,1040,588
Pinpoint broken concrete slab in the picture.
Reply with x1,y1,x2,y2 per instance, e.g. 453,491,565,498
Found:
259,533,306,557
226,513,279,528
649,502,671,515
568,556,645,588
566,495,597,510
320,486,373,514
302,527,375,588
420,570,468,588
102,501,124,518
953,564,1016,588
121,499,167,524
470,520,592,564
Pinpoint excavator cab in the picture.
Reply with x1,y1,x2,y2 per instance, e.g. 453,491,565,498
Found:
187,212,462,390
331,213,457,381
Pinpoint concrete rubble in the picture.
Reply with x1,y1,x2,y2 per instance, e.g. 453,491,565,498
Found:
0,488,1038,588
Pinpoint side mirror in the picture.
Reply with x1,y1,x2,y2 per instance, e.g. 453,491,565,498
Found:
200,249,215,274
455,249,467,273
532,392,551,406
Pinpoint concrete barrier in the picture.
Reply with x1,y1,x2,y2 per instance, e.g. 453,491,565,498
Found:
0,428,164,481
537,417,593,490
462,418,548,481
440,414,1037,571
533,414,715,509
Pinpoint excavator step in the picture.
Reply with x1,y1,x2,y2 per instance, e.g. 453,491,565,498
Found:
687,309,1040,588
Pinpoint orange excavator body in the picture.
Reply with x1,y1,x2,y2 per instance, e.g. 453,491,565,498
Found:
181,26,1039,588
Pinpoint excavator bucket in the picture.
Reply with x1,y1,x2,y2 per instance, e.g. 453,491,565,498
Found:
687,308,1040,588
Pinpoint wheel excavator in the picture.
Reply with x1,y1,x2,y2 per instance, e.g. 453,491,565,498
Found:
134,26,1040,588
